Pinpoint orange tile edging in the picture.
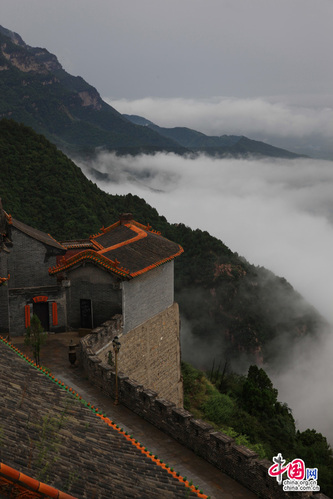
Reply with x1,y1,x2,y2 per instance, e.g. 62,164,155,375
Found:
0,336,209,499
0,462,76,498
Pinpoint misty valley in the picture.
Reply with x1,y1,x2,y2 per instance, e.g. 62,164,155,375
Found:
1,21,333,496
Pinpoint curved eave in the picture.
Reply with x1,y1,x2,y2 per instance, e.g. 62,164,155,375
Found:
49,250,130,278
129,246,184,277
49,245,184,279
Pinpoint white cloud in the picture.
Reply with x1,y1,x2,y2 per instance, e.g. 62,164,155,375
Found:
77,151,333,443
272,327,333,441
79,152,333,322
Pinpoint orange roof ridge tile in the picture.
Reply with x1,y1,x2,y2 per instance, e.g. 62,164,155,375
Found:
98,223,147,254
48,250,130,277
90,220,121,239
0,463,77,498
130,246,184,277
90,239,104,250
129,219,162,234
4,211,12,224
47,233,67,250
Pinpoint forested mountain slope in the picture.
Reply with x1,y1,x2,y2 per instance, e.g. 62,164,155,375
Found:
0,25,303,160
0,26,186,156
0,118,327,370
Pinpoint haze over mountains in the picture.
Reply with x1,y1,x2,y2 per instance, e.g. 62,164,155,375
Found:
2,22,333,450
0,25,302,160
124,114,302,159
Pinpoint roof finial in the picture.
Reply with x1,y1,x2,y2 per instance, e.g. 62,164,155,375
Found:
119,213,133,225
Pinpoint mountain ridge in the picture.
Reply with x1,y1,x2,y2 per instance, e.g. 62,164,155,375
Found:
0,25,304,159
124,114,304,159
0,25,187,156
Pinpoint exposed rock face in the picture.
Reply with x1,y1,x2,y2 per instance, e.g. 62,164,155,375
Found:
78,90,102,110
0,24,190,156
0,25,63,75
0,26,25,46
1,45,48,74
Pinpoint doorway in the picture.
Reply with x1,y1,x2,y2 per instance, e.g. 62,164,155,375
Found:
33,302,50,331
80,299,93,329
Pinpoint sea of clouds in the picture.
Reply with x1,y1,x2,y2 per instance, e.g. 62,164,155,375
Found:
77,149,333,443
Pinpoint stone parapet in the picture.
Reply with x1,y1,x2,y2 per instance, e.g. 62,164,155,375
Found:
80,317,327,499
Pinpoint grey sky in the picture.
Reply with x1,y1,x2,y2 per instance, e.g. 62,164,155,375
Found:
1,0,332,101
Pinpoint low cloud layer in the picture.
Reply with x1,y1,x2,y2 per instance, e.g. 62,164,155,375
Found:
78,151,333,442
107,96,333,159
80,151,333,322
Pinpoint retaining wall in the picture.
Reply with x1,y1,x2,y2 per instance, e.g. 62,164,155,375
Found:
79,318,328,499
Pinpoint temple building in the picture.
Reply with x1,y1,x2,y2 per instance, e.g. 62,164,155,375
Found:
0,204,184,404
0,202,67,335
50,212,183,334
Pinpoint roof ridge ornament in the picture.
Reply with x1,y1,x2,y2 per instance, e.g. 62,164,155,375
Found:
119,213,133,224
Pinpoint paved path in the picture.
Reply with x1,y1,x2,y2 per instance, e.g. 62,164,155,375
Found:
11,332,257,499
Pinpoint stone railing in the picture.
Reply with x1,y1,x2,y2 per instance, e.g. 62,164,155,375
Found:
80,320,328,499
79,314,122,373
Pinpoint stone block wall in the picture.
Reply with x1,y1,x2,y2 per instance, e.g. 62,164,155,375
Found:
80,321,328,499
105,303,182,407
122,261,174,333
0,285,9,333
0,253,9,333
7,229,58,288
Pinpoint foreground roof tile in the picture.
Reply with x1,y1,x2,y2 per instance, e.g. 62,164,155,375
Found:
0,338,206,499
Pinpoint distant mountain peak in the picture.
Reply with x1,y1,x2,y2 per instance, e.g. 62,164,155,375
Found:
0,25,187,156
0,25,25,46
0,25,305,159
0,26,63,75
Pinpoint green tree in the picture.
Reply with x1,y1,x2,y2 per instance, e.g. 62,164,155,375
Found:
240,365,278,417
24,314,47,365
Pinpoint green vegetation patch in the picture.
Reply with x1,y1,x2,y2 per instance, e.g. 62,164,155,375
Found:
182,361,333,497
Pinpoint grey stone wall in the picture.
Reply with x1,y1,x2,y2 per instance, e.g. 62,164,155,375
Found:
95,304,183,407
0,251,8,277
79,332,328,499
65,264,122,329
1,232,67,336
7,228,59,288
0,286,9,333
122,261,174,334
8,285,67,337
118,304,183,406
0,252,9,333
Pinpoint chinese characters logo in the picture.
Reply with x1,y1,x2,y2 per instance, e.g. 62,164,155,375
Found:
268,453,320,492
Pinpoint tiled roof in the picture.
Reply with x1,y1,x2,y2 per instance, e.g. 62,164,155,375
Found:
49,218,183,279
0,338,206,499
10,217,66,251
60,240,94,250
